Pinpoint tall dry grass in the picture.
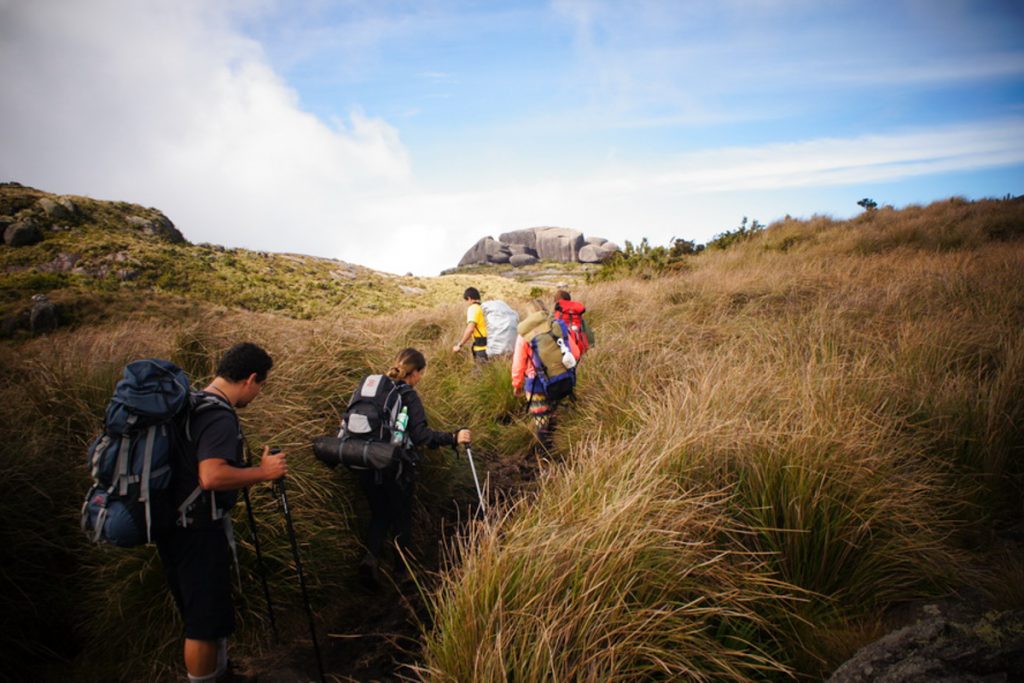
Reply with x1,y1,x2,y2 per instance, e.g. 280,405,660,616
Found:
421,198,1024,680
0,298,529,680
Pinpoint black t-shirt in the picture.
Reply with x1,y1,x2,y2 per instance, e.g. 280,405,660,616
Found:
173,392,245,516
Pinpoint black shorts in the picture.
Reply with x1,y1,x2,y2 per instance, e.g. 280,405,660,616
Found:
156,525,234,640
472,348,488,362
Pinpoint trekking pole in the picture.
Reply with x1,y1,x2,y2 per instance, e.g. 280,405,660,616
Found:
243,446,278,640
464,445,486,515
241,486,279,640
275,475,326,683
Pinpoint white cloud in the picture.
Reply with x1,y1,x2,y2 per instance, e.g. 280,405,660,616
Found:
0,0,414,264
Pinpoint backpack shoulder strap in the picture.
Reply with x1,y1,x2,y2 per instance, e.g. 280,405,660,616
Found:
182,391,240,453
176,391,240,528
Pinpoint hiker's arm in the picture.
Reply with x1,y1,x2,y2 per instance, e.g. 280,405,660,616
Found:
404,392,457,449
199,450,288,490
453,321,475,351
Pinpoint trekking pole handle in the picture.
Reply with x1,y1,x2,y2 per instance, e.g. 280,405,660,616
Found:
266,448,288,495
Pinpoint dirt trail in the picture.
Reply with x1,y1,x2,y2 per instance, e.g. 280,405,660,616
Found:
242,445,546,682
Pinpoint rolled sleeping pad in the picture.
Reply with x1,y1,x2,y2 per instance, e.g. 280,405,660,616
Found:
312,436,399,470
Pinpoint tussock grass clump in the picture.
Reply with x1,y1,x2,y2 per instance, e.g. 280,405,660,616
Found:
422,435,797,681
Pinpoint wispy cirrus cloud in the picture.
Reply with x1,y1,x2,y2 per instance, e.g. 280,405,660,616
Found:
645,119,1024,192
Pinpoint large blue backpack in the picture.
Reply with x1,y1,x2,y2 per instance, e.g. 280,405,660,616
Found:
81,359,199,547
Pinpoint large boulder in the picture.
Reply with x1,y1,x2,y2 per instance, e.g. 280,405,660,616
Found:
458,236,511,266
578,243,616,263
4,219,42,246
506,243,537,256
535,227,585,261
0,309,29,337
29,294,59,334
509,253,539,267
37,196,80,222
489,243,512,264
829,603,1024,682
126,213,185,243
499,229,539,251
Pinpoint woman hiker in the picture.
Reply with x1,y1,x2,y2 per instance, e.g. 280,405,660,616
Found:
356,347,472,585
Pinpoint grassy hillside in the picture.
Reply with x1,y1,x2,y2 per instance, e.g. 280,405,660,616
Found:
1,192,1022,681
0,183,539,328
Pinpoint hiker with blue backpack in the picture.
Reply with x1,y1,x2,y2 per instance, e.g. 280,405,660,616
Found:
511,302,582,453
158,342,287,682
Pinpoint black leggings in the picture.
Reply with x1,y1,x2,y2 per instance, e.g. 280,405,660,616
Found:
359,470,415,559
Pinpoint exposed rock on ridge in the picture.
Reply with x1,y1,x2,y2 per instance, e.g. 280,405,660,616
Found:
829,599,1024,683
458,227,620,267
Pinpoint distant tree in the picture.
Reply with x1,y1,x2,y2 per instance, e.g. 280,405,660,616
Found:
707,216,765,250
589,235,701,282
669,237,702,257
857,198,878,211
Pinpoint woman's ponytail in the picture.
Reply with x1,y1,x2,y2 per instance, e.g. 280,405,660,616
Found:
387,347,426,381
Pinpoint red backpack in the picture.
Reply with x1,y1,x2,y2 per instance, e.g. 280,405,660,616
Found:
554,300,591,356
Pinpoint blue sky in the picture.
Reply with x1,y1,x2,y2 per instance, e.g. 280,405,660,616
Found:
2,0,1022,275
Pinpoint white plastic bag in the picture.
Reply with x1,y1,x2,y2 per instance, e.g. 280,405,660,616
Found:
481,300,519,357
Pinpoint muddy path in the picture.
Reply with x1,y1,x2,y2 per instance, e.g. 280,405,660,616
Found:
241,444,547,682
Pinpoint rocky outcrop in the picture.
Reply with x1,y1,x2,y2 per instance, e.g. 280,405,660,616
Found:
126,213,184,244
509,253,538,267
829,601,1024,683
1,294,62,337
29,294,59,334
458,227,620,268
4,218,42,246
535,228,584,261
37,252,81,273
459,236,511,267
1,185,186,248
37,196,81,222
498,229,539,251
